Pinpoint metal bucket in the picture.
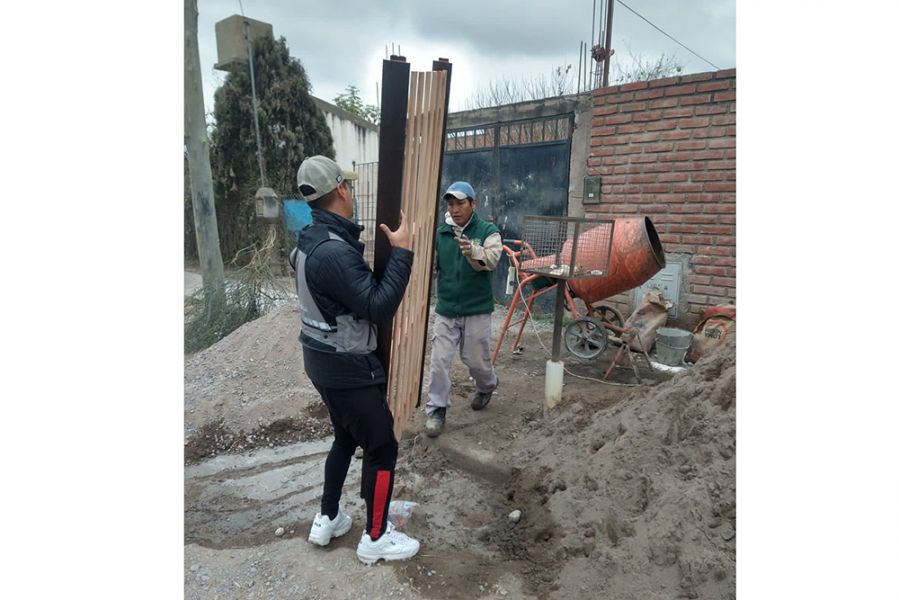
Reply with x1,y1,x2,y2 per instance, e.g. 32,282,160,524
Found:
655,327,693,366
568,217,666,305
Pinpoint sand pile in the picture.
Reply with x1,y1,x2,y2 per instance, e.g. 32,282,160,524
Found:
505,338,736,599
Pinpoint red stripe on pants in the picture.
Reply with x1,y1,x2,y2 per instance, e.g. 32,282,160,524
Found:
370,470,392,539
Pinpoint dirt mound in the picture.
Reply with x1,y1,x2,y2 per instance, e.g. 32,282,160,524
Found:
184,305,327,458
507,338,736,599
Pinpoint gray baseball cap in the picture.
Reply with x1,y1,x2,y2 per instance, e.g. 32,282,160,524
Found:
296,155,358,201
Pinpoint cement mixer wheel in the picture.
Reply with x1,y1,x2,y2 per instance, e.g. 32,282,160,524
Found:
590,304,625,345
564,317,609,359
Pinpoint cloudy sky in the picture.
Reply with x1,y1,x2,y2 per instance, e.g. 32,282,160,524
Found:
196,0,735,114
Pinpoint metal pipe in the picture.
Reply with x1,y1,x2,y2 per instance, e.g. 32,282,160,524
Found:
244,20,266,186
602,0,615,88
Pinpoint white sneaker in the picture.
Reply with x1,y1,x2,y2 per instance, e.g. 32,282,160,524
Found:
308,509,352,546
356,522,420,565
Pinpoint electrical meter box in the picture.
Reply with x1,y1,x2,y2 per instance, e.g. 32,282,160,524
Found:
214,15,273,72
583,175,602,205
634,261,682,318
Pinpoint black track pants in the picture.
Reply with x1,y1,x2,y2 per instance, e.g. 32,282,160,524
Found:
314,384,398,540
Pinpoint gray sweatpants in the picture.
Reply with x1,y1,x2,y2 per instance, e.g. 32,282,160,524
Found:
425,313,498,416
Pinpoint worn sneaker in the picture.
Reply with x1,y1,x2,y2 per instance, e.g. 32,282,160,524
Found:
308,509,352,546
356,521,421,565
471,378,498,410
425,408,446,437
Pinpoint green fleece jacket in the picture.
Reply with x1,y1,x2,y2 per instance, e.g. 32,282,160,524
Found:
434,212,501,317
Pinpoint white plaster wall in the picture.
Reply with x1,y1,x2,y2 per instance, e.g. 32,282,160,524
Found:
322,112,379,169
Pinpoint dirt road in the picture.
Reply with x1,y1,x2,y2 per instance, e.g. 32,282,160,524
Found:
184,303,735,599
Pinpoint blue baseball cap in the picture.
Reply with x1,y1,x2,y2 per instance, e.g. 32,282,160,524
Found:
443,181,476,201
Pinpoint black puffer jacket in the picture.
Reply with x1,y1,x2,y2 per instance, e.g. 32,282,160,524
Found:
293,208,413,389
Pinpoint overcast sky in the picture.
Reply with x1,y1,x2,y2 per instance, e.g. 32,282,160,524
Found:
196,0,735,115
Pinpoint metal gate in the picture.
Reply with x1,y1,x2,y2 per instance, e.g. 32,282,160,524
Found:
441,113,574,301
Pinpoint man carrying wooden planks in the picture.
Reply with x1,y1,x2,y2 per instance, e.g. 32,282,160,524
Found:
289,155,421,565
425,181,503,437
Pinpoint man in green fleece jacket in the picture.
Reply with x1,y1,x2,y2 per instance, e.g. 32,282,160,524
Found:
425,181,503,437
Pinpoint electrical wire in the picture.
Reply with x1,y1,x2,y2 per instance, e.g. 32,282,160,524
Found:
616,0,721,71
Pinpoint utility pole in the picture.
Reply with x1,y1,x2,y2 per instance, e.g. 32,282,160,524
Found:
184,0,225,292
602,0,615,88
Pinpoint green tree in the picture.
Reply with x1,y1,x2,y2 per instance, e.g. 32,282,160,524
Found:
334,85,380,125
206,35,335,262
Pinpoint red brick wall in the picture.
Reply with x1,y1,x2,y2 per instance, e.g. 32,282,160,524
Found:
586,69,736,324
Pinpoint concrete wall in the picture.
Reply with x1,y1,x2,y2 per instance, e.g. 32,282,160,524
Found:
312,97,379,169
586,69,737,325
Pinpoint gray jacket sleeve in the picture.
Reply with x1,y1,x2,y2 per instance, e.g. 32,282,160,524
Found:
465,232,503,272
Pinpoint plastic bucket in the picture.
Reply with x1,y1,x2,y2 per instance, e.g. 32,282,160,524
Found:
655,327,693,366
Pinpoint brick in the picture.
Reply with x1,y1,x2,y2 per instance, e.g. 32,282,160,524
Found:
712,257,737,267
697,245,734,257
693,285,728,296
620,81,649,92
697,80,731,93
703,203,736,214
616,146,644,155
602,175,627,185
649,214,683,224
715,68,737,79
608,92,635,103
685,193,719,203
621,101,648,112
684,215,717,224
659,233,680,244
607,184,642,194
645,142,674,153
658,172,689,183
590,126,617,137
667,243,698,252
670,162,705,172
678,117,712,129
668,204,696,214
589,147,615,157
680,94,713,106
598,135,630,145
725,149,736,160
648,97,679,110
617,123,645,134
592,105,618,117
671,183,703,193
612,165,642,175
670,224,700,234
700,225,734,235
715,236,736,246
708,138,736,149
726,127,736,136
634,88,665,101
681,72,715,83
649,75,683,88
705,182,736,192
631,132,663,143
690,150,725,160
642,184,670,193
692,275,712,285
606,113,633,125
633,111,663,122
663,107,695,119
666,84,698,97
629,174,658,184
725,172,736,181
693,127,727,139
641,163,668,173
691,172,726,182
630,153,660,164
708,160,736,171
683,234,714,245
719,215,736,225
711,114,737,126
685,294,709,304
665,193,687,204
695,265,728,276
694,105,728,116
676,140,707,151
711,276,736,288
594,85,622,97
659,129,691,140
714,91,737,102
659,152,692,163
647,120,678,132
642,204,669,213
